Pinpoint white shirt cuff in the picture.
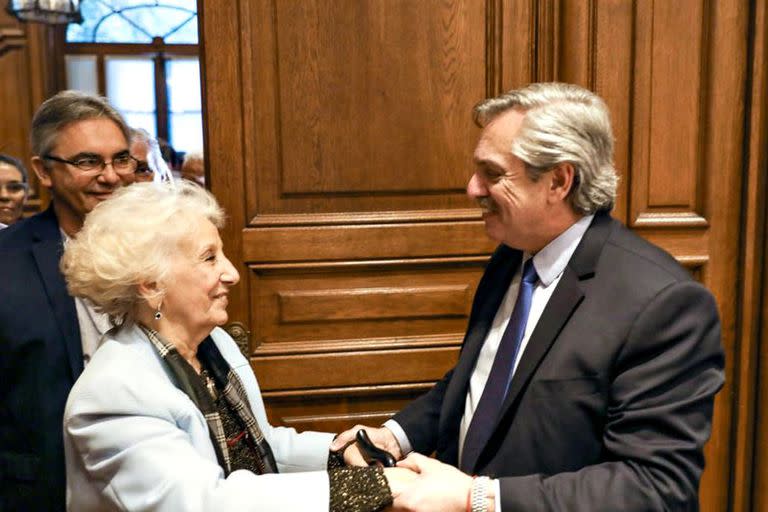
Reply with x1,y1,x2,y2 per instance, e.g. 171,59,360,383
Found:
382,419,413,456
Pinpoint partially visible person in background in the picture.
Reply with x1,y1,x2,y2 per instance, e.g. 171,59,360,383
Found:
157,137,181,170
0,153,29,229
181,150,205,186
129,128,154,182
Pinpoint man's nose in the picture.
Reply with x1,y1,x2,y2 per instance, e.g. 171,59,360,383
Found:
97,163,121,183
466,173,486,198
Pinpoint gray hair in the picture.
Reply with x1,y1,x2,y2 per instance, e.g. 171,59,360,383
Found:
474,82,618,214
31,90,131,159
129,127,152,146
61,181,225,323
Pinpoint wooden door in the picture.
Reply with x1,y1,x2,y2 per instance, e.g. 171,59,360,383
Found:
200,1,749,509
0,12,55,211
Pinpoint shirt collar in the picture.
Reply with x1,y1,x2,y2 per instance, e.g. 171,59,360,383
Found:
529,214,594,287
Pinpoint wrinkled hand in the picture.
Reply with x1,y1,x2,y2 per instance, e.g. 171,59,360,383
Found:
330,425,403,467
391,453,474,512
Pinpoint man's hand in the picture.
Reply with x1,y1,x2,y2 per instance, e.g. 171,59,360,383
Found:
391,453,475,512
383,466,419,500
330,425,403,467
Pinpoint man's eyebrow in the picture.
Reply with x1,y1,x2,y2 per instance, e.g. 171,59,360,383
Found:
474,158,503,172
68,150,130,159
65,152,100,160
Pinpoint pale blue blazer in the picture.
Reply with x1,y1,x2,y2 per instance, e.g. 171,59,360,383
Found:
64,323,335,511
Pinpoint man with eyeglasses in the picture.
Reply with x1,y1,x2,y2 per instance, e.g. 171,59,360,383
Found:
0,90,138,511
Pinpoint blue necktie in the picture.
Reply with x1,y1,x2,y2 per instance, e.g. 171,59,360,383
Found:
461,258,539,472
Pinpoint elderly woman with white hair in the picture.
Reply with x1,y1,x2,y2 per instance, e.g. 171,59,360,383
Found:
60,181,414,511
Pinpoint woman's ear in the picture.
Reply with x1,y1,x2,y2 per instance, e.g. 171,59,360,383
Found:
137,281,162,307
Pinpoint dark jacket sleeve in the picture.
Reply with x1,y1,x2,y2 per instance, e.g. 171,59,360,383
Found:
391,367,454,454
497,280,724,511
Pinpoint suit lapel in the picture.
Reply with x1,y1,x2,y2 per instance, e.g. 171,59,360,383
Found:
470,211,616,472
497,267,584,416
438,248,522,447
30,209,84,380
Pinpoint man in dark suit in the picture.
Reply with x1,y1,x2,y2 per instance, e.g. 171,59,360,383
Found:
0,90,137,511
332,82,724,511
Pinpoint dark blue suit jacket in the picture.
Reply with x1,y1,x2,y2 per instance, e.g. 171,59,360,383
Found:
0,207,82,511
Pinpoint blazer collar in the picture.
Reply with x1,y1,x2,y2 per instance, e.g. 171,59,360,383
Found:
467,210,616,472
437,246,522,454
30,206,84,379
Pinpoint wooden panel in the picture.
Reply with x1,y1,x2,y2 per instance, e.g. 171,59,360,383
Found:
741,2,768,512
0,14,55,212
252,347,459,391
250,263,482,348
631,0,708,226
278,285,470,323
264,383,432,433
273,0,483,194
243,221,496,263
243,0,490,219
0,12,33,160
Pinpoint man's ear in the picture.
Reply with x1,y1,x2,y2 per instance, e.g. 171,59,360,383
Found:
549,162,576,202
30,157,53,189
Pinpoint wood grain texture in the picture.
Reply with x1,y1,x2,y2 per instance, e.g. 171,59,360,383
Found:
243,221,497,263
741,2,768,511
251,346,459,391
242,0,489,220
250,263,481,348
0,14,54,212
264,383,432,433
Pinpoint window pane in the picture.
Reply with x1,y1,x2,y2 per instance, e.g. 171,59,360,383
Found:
167,56,203,152
94,13,152,43
166,57,201,112
164,16,198,44
65,55,98,95
66,0,197,44
66,0,112,42
170,113,203,154
105,56,156,134
123,113,157,140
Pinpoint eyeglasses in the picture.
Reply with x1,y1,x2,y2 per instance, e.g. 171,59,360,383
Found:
0,182,28,195
42,153,138,176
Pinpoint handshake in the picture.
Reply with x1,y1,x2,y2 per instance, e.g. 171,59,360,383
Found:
330,425,495,512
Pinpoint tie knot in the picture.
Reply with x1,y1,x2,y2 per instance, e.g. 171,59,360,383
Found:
522,258,538,285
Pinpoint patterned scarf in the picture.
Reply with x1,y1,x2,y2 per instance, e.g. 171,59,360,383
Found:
141,326,278,475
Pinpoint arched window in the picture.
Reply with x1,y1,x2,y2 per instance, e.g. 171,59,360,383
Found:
63,0,202,157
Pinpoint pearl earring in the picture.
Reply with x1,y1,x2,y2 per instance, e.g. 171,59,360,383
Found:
154,300,162,321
